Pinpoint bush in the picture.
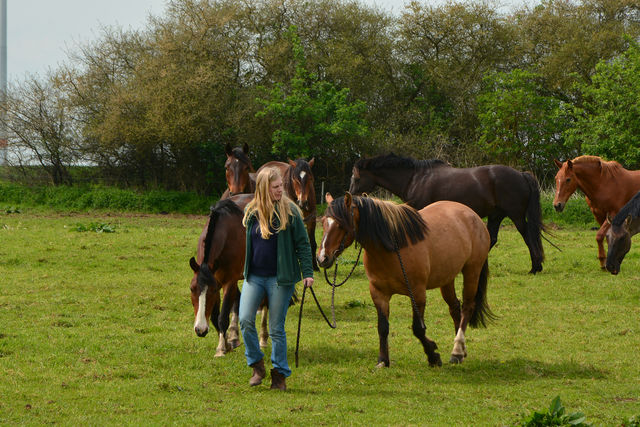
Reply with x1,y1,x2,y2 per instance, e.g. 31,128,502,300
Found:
0,181,213,214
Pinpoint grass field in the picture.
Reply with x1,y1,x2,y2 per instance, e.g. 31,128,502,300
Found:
1,210,639,425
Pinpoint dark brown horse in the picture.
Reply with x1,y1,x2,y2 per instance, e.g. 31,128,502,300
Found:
554,156,640,269
189,194,253,356
317,193,493,367
605,191,640,275
258,158,319,270
221,143,255,199
349,153,544,273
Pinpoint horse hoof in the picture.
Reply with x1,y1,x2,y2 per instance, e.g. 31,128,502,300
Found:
375,362,388,368
449,354,464,364
230,339,241,349
428,353,442,367
214,350,226,357
259,340,268,348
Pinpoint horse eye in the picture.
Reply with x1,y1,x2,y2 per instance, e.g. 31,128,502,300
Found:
566,178,571,183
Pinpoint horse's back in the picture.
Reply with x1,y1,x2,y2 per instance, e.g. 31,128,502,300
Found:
411,164,531,217
414,201,490,287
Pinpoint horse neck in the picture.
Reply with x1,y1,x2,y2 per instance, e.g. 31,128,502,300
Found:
574,163,628,201
370,168,414,200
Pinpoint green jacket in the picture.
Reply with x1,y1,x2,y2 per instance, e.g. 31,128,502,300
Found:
244,202,314,286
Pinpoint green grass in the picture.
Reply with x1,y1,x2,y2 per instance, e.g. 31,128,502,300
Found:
1,210,639,425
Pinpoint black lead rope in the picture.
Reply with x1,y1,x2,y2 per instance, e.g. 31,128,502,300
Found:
295,245,363,367
393,244,425,330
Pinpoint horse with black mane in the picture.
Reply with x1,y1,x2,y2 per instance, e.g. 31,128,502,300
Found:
222,143,255,199
605,190,640,275
349,153,545,274
189,194,253,356
317,193,493,367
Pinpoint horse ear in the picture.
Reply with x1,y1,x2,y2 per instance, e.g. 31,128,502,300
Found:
308,158,315,168
567,160,573,169
325,192,334,204
189,257,200,273
242,143,250,155
344,192,352,209
288,158,296,167
625,215,633,228
605,214,612,225
554,159,563,169
225,143,232,156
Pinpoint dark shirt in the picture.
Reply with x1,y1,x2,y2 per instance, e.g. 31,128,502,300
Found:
249,219,278,277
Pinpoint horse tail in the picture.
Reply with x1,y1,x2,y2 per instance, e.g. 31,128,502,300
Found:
469,259,495,328
523,172,545,266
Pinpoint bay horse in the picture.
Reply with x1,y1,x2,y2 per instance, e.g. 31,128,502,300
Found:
221,143,255,199
258,158,319,271
317,193,493,367
189,193,253,356
553,156,640,269
605,191,640,275
349,153,545,274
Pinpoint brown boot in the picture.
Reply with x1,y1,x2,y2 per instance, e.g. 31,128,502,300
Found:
249,360,265,386
270,368,286,391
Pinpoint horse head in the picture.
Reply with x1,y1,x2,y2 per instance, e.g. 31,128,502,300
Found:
349,163,377,195
553,159,578,212
288,158,316,213
605,215,633,275
317,192,358,268
189,256,219,337
225,143,254,196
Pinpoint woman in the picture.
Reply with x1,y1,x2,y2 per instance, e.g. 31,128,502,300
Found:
239,166,314,391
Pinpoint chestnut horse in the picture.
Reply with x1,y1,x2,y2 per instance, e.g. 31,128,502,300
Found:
221,143,255,199
317,193,493,367
553,156,640,269
258,158,319,271
189,194,253,356
605,191,640,275
349,153,544,274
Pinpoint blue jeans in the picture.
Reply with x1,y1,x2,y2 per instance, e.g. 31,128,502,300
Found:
239,274,296,377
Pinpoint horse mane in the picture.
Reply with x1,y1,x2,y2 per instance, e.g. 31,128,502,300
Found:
612,191,640,226
291,158,312,177
355,153,446,172
328,195,428,251
572,155,624,178
203,199,244,264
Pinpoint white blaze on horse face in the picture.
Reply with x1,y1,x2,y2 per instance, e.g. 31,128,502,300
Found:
194,286,208,333
319,218,335,260
299,171,306,180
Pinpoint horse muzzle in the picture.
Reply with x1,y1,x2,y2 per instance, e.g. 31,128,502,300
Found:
605,261,619,275
317,253,335,269
553,202,565,212
194,325,209,337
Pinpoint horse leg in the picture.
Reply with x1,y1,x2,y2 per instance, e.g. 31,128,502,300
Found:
596,222,610,269
215,285,238,357
227,286,241,349
369,286,391,367
440,282,461,334
259,298,269,348
512,216,542,274
486,213,504,249
450,272,479,364
410,297,441,367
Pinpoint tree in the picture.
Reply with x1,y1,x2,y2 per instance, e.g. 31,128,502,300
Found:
1,74,79,185
256,25,368,160
566,39,640,167
477,69,573,178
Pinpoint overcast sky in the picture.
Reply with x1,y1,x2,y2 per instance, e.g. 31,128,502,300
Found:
7,0,525,83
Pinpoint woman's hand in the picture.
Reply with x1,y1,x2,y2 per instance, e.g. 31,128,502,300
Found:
303,277,314,288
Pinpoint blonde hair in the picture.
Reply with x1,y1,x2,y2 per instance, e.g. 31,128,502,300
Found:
243,167,301,239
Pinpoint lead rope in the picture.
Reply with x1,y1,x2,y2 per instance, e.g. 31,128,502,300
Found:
295,244,363,367
393,239,425,330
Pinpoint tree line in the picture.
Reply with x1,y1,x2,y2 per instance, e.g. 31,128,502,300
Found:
2,0,640,196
